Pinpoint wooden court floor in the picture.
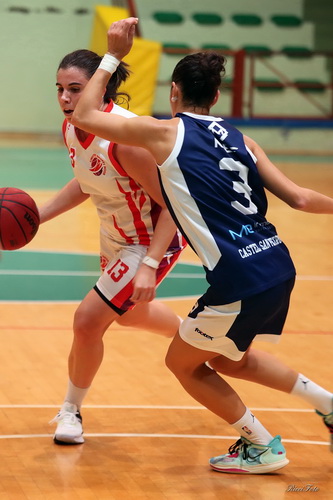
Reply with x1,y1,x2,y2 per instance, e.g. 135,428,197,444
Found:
0,156,332,499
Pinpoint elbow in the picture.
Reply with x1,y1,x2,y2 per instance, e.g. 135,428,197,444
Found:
288,194,309,211
285,186,312,211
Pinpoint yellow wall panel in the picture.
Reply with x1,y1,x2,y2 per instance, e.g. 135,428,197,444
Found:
90,5,162,116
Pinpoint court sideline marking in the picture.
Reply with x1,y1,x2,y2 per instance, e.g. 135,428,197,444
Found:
0,404,325,444
0,433,328,446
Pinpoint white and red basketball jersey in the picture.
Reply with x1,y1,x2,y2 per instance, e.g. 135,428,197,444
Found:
62,102,163,259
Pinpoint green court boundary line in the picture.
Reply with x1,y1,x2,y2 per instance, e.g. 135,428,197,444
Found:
1,248,203,264
0,296,200,304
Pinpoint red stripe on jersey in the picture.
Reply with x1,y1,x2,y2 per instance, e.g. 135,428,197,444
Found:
108,142,128,176
111,279,134,309
78,132,95,149
128,177,141,193
116,179,151,245
155,250,180,285
112,214,134,244
62,119,69,147
139,190,147,210
105,101,114,113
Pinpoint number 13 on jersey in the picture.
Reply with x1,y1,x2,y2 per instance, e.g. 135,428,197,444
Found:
107,259,130,282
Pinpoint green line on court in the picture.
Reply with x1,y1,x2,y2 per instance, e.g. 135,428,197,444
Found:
0,251,206,301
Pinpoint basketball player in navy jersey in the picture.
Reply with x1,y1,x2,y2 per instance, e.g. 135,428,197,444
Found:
71,18,333,473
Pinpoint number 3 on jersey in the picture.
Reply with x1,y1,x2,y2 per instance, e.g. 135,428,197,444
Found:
219,157,258,215
107,259,129,282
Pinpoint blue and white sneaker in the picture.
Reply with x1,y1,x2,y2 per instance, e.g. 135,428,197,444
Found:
315,408,333,452
50,402,84,445
209,435,289,474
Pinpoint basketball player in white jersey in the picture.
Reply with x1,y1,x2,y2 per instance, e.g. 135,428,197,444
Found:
71,18,333,473
39,48,186,444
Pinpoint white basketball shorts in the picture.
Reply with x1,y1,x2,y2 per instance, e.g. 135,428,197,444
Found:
94,244,182,314
179,277,295,361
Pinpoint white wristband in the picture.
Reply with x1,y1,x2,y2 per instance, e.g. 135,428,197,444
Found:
142,256,159,269
98,53,120,74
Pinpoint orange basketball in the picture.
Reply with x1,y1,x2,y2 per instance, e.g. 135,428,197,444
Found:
0,187,40,250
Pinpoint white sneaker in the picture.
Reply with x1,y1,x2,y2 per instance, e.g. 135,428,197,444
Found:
50,402,84,444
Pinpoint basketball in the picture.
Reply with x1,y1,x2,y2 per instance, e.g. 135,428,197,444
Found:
0,187,40,250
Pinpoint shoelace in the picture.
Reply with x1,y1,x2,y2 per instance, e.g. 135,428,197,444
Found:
228,439,246,456
228,439,268,462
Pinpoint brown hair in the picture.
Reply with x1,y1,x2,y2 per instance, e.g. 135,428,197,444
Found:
58,49,130,105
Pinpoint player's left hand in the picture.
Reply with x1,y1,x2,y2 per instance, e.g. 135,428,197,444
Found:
130,264,156,303
107,17,138,61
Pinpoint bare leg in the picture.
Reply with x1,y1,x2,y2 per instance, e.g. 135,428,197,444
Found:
166,332,246,423
208,348,298,393
69,294,181,388
55,293,182,444
116,301,181,338
69,289,120,388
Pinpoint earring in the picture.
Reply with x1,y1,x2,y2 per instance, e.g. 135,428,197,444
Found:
171,96,178,102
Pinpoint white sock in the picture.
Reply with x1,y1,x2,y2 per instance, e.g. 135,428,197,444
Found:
291,374,333,415
231,407,274,445
63,379,90,410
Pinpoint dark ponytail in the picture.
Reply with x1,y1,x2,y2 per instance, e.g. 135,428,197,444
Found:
171,52,226,109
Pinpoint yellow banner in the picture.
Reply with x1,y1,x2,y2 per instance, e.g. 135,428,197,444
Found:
90,6,162,116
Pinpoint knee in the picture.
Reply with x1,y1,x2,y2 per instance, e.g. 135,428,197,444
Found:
165,348,188,379
165,348,201,381
73,308,101,344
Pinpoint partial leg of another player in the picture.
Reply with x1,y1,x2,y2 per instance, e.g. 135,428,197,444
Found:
116,300,181,336
208,349,333,452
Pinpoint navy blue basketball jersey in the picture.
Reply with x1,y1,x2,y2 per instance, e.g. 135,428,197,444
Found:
157,112,296,304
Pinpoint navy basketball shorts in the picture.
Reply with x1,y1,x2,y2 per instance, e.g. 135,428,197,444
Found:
94,244,182,315
179,277,295,361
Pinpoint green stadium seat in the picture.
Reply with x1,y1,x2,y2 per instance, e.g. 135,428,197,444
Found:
242,45,272,56
153,12,184,24
281,46,312,58
163,42,191,52
271,15,302,27
294,79,326,92
192,12,223,25
254,79,284,91
231,14,263,26
201,43,230,51
223,76,233,88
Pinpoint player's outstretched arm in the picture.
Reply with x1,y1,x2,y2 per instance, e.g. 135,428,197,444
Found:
38,178,89,223
245,135,333,214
